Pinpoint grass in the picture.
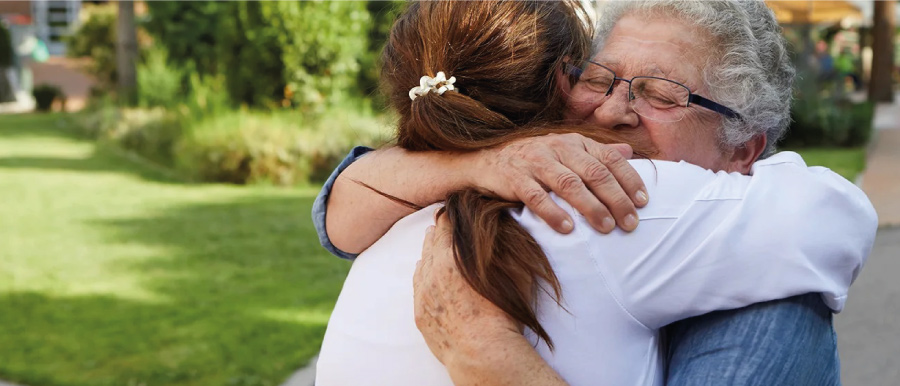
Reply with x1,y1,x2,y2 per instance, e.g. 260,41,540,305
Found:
0,114,350,386
789,146,867,181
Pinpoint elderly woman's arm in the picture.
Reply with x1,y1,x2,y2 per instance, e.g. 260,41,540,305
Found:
321,134,649,257
414,218,570,386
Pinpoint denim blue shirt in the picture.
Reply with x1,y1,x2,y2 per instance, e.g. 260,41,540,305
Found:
312,146,373,260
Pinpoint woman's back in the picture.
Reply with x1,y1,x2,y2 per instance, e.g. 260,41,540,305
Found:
316,153,873,386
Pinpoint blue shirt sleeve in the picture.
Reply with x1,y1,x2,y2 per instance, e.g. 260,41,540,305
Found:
312,146,374,260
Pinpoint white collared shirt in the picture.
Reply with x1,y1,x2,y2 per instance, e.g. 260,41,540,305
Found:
316,152,877,386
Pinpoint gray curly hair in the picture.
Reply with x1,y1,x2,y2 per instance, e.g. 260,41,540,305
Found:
594,0,795,158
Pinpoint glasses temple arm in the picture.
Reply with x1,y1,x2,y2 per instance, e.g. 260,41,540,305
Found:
688,94,742,120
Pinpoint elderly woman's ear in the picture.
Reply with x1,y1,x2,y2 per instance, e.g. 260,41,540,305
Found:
727,135,767,174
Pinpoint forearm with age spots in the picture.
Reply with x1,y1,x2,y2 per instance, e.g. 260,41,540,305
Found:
325,146,474,254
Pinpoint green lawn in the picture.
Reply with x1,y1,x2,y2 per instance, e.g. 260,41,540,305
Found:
790,146,867,181
0,114,350,386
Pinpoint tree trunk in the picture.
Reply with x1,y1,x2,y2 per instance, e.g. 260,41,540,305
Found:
116,0,138,105
869,0,895,102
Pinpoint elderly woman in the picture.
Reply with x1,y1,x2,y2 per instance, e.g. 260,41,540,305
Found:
314,1,873,385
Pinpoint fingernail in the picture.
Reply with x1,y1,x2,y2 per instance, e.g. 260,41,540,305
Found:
426,225,434,234
635,190,648,205
601,216,615,233
561,219,574,232
623,213,638,231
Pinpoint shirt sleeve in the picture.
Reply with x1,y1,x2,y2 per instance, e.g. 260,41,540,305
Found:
609,156,877,329
312,146,374,260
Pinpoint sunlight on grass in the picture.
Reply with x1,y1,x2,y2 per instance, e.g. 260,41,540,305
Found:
0,114,349,386
259,309,333,325
789,147,867,181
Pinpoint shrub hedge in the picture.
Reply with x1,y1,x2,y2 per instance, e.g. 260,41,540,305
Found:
69,102,392,185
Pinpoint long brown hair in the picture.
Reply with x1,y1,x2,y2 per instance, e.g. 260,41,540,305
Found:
380,1,654,348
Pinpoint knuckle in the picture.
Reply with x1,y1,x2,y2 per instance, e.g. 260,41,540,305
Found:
584,163,615,186
555,172,584,193
598,147,625,165
522,187,548,206
414,312,427,328
560,133,580,141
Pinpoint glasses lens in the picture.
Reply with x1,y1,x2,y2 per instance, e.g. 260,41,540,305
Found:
630,77,690,122
578,61,616,95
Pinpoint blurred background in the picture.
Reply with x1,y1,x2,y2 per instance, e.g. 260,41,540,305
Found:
0,1,897,386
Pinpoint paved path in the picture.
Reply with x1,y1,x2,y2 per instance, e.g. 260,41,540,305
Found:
280,355,317,386
836,93,900,386
860,96,900,227
836,226,900,386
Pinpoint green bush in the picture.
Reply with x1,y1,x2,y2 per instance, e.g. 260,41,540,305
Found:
71,105,184,166
174,107,391,185
33,84,64,112
273,1,372,112
144,1,385,112
783,98,874,147
113,108,184,166
70,100,391,185
174,112,308,185
143,1,225,77
137,45,184,108
65,4,117,88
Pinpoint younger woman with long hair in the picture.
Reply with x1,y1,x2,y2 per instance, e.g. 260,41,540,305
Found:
315,1,873,385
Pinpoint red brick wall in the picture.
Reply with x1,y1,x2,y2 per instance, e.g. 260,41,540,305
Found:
0,1,31,17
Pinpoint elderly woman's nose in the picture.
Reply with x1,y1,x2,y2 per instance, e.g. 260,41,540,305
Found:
593,85,639,129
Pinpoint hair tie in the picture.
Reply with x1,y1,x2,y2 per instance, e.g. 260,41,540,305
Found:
409,71,457,101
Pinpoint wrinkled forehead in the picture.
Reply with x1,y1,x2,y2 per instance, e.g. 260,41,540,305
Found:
592,16,712,83
594,37,695,76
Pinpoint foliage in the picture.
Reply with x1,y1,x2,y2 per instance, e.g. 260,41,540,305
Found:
70,99,391,185
142,1,224,77
32,84,64,112
273,1,372,112
144,1,387,111
358,1,406,101
69,1,402,184
65,4,118,88
215,1,289,109
136,45,184,108
783,97,874,148
174,106,391,185
0,113,349,386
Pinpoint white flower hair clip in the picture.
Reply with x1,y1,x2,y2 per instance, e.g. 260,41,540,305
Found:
409,71,457,101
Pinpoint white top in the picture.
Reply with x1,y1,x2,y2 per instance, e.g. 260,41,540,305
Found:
315,152,877,386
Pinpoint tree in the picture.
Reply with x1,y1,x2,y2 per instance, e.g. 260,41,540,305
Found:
869,0,895,102
116,0,138,105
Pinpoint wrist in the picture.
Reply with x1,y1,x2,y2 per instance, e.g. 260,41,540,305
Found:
443,324,523,375
452,149,490,191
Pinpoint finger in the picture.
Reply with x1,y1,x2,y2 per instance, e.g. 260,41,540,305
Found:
582,141,648,209
564,152,638,232
421,224,438,268
430,217,453,264
514,177,575,234
534,161,616,233
607,143,634,159
581,143,647,232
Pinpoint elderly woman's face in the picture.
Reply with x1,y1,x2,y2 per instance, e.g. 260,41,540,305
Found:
566,15,734,171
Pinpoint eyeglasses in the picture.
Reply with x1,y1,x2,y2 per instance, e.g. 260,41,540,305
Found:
567,61,742,122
